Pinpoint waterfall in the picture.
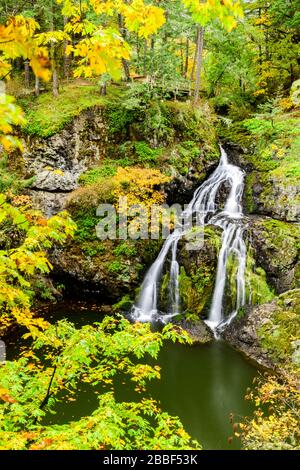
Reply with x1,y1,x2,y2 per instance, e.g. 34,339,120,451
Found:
131,146,247,333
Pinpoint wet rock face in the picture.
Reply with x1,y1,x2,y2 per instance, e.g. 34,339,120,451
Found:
22,107,109,215
27,190,69,218
223,144,300,223
173,226,222,318
49,239,163,302
176,318,214,344
223,303,276,369
248,217,300,293
224,289,300,370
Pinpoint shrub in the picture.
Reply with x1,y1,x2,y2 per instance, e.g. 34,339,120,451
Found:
113,242,137,257
66,180,116,215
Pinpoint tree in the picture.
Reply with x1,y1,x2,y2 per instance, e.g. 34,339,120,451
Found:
182,0,244,101
0,15,51,149
60,0,166,83
240,374,300,450
0,194,76,337
0,316,201,450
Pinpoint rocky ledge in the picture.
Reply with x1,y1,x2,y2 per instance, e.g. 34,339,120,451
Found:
176,318,214,345
224,289,300,370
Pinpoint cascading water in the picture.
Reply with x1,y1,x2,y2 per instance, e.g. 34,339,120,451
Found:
131,147,247,334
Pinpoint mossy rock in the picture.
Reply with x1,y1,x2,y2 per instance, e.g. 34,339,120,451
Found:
175,226,221,318
50,238,162,302
249,217,300,293
224,289,300,371
175,318,214,345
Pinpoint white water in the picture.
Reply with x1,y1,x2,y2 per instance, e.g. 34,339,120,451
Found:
131,147,247,333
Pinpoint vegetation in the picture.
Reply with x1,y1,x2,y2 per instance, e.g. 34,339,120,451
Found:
0,193,76,337
0,316,200,450
21,84,122,137
0,0,299,454
240,290,300,450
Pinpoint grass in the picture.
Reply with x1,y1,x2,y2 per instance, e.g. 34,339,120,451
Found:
243,111,300,181
19,82,123,138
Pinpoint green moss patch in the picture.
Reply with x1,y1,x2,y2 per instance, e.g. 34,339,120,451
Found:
20,84,123,138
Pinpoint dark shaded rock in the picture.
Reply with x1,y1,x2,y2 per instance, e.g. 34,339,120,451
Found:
49,240,162,303
176,318,213,344
224,289,300,370
173,226,222,317
223,303,276,369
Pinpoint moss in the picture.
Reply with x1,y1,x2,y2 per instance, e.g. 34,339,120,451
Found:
178,266,215,317
107,260,126,273
245,261,275,306
169,141,201,176
244,173,256,213
105,104,135,138
224,246,274,314
113,294,133,312
81,241,105,257
245,247,275,305
166,100,219,157
133,141,163,166
0,156,34,194
239,111,300,218
21,84,123,137
258,219,300,273
79,164,118,184
217,119,252,149
72,208,99,242
113,242,137,258
258,289,300,369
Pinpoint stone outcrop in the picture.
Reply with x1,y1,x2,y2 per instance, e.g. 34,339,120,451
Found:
22,107,109,215
247,216,300,293
223,303,276,369
224,289,300,370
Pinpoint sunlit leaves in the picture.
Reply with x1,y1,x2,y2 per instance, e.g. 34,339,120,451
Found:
241,374,300,450
0,94,25,152
0,195,76,337
0,14,52,151
89,0,166,37
0,15,50,81
113,167,171,208
182,0,243,31
0,316,201,450
60,0,165,79
68,28,131,80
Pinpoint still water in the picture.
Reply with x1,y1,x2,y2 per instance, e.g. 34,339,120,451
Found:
7,302,257,450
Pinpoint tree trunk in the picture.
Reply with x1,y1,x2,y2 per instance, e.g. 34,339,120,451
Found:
118,13,131,81
50,0,59,97
100,82,107,96
24,59,30,88
63,16,70,79
184,38,189,78
150,37,155,82
180,40,184,75
143,39,148,76
52,68,59,97
194,26,204,103
190,31,199,82
122,58,131,81
35,75,40,96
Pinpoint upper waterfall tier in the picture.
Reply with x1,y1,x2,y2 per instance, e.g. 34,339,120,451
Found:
131,146,246,333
